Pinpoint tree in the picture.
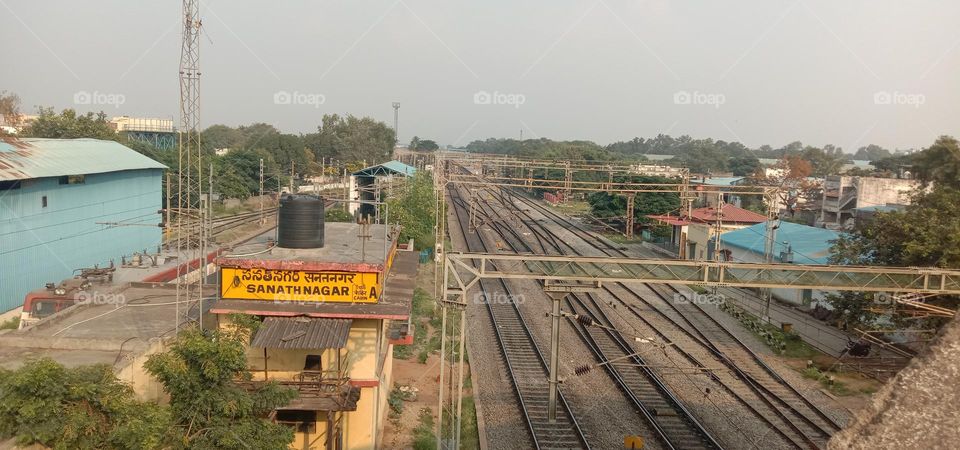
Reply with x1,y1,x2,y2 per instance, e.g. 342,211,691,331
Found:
587,175,680,220
0,90,22,132
853,144,891,161
729,155,761,177
409,136,421,150
216,148,278,199
828,136,960,328
387,171,435,250
748,155,821,215
0,358,169,449
417,139,439,151
303,114,394,164
21,107,118,140
912,136,960,189
800,145,848,177
144,323,297,450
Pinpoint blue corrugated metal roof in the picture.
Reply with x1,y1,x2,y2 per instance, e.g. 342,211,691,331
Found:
352,160,416,177
0,138,166,181
717,222,841,264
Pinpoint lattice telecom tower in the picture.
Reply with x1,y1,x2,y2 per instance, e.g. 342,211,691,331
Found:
175,0,205,332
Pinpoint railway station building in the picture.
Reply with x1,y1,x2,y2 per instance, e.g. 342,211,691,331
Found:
0,138,165,317
212,197,416,450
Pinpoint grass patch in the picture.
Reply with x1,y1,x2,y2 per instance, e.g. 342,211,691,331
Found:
459,395,479,450
412,408,437,450
799,366,855,396
0,316,20,330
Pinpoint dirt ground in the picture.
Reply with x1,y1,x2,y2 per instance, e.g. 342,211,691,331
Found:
382,354,444,449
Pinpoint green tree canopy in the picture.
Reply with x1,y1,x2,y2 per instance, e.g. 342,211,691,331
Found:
0,359,169,450
144,323,297,450
21,107,118,140
387,171,435,250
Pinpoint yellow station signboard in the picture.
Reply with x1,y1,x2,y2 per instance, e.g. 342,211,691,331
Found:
221,268,380,303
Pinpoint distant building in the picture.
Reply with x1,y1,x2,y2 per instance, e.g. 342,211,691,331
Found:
0,138,165,314
819,176,920,229
349,161,417,219
110,116,176,150
710,221,841,306
648,204,766,260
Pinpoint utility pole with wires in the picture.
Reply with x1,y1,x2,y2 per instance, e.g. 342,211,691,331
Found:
174,0,205,333
259,158,265,224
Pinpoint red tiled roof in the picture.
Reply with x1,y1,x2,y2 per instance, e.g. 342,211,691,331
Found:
647,204,765,226
690,204,766,224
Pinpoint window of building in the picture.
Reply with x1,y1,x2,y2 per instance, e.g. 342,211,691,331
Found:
42,196,47,208
275,410,317,433
304,355,322,371
0,180,21,191
58,175,85,185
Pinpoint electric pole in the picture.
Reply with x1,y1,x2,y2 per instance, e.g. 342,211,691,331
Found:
259,158,265,224
392,102,400,146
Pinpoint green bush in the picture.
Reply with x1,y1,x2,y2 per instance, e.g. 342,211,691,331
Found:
412,408,437,450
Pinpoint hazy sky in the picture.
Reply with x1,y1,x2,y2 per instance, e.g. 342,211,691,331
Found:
3,0,958,151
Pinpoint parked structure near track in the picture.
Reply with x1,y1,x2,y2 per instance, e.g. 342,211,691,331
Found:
348,160,416,219
0,138,165,315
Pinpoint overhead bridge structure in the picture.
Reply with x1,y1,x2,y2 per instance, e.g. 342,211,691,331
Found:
442,253,960,301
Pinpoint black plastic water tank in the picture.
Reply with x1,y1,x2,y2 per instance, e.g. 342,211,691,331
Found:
277,195,325,248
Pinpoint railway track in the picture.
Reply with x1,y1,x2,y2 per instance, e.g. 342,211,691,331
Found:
463,182,721,450
447,182,590,449
497,185,845,448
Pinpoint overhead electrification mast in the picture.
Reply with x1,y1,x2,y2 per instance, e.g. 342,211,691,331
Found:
175,0,204,332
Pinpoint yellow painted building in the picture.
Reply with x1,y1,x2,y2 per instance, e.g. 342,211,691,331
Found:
213,222,417,450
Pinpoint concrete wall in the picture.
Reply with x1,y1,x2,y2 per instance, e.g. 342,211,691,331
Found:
0,168,163,313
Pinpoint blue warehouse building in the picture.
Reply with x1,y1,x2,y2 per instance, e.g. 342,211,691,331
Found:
0,138,166,314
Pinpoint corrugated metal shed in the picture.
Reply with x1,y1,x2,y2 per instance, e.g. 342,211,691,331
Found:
0,138,166,181
251,317,352,349
716,221,841,264
352,160,416,177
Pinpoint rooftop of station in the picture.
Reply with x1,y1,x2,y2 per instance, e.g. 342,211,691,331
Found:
217,222,393,271
0,283,215,369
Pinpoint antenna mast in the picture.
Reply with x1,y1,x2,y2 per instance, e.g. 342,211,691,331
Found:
175,0,204,333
